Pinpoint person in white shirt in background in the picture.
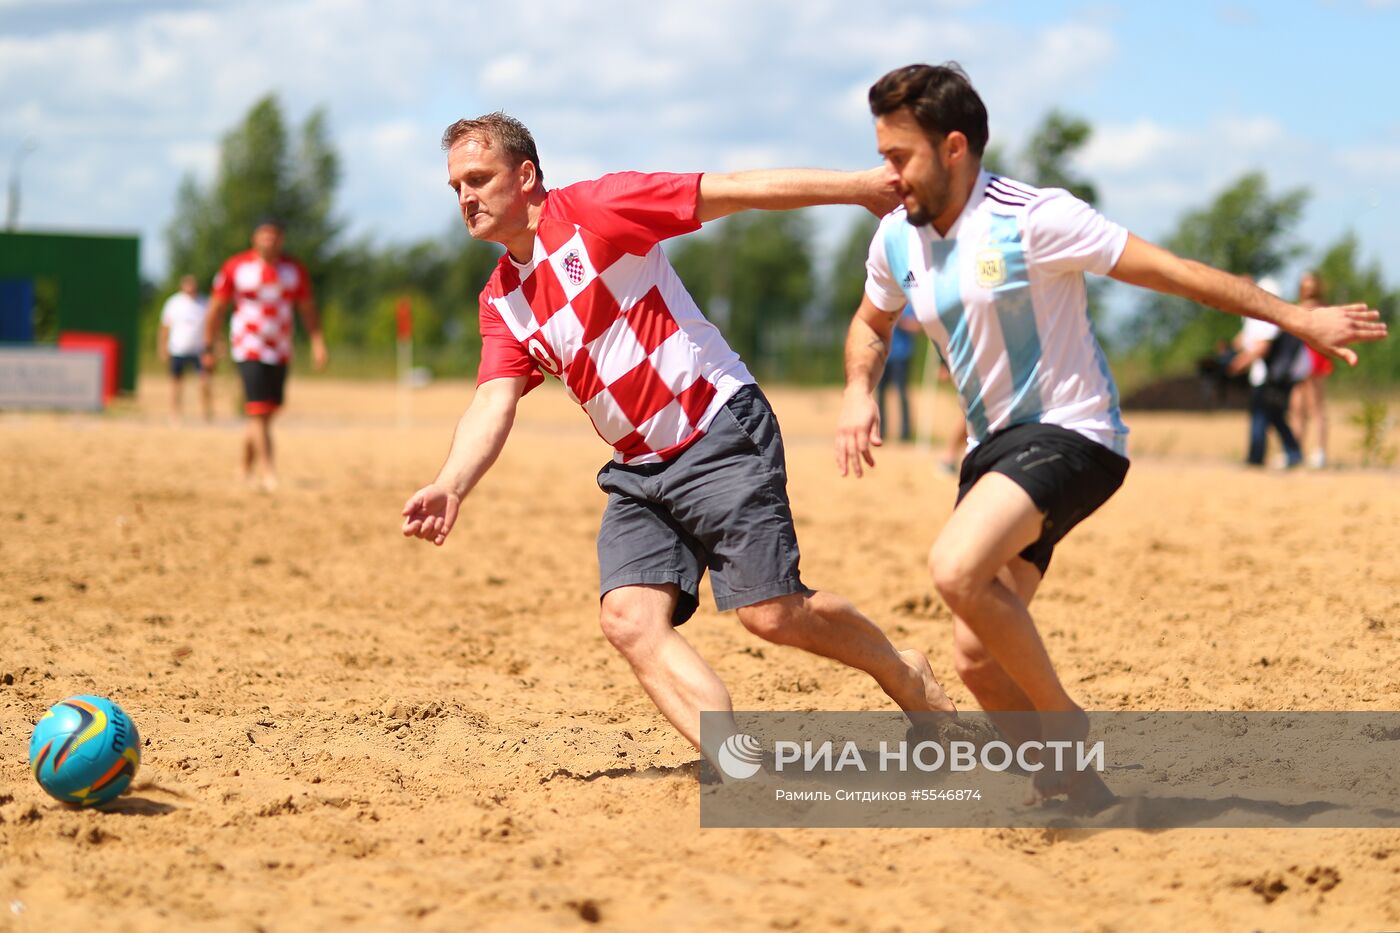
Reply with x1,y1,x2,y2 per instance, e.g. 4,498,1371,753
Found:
158,274,212,423
1230,275,1312,467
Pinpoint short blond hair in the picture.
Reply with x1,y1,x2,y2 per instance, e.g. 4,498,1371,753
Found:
441,112,543,185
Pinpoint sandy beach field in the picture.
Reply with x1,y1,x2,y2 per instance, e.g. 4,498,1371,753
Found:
3,375,1398,931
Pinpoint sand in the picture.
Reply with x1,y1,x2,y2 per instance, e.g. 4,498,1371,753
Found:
2,374,1399,931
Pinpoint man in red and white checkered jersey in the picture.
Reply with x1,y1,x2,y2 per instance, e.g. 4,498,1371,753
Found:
402,113,954,769
203,218,328,492
475,169,751,465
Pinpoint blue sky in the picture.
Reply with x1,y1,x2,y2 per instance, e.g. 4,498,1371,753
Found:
2,0,1397,309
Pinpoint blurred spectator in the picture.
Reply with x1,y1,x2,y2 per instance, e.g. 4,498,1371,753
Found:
1290,271,1332,468
1229,276,1305,467
876,305,921,442
158,274,212,422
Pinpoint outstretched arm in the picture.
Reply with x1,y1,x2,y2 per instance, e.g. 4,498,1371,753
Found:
697,167,899,222
401,375,527,546
835,295,901,478
1109,234,1388,366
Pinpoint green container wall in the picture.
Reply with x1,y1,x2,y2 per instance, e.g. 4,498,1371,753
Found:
0,230,141,393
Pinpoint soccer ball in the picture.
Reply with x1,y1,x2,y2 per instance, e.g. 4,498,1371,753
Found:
28,695,141,807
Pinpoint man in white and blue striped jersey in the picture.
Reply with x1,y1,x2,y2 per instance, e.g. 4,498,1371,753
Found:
836,63,1388,811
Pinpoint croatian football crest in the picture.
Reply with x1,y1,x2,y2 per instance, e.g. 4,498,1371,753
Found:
562,249,585,286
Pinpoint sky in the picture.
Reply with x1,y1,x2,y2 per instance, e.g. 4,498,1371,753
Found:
2,0,1398,308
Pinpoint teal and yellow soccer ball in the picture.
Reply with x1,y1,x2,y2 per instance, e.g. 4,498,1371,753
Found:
28,696,141,807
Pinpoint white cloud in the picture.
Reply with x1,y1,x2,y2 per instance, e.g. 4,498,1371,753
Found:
1338,144,1400,177
1216,115,1286,149
1079,120,1185,173
5,0,1393,296
0,0,1117,277
168,141,219,176
1022,23,1118,88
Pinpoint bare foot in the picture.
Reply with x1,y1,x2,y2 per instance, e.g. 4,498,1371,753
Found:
894,648,957,713
259,473,280,495
1025,708,1117,814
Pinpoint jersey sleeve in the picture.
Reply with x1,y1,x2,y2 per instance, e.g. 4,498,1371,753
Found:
1024,191,1129,276
288,260,313,302
863,217,907,313
476,296,544,394
211,258,236,301
549,172,702,254
159,295,176,325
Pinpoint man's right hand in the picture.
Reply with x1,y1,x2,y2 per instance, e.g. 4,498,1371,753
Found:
835,388,882,478
401,484,462,547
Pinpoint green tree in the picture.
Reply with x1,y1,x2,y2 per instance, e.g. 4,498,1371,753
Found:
1314,231,1395,316
283,108,342,287
1313,231,1400,383
996,111,1108,331
437,226,505,353
317,223,501,374
164,96,341,294
987,111,1098,206
828,215,879,324
981,144,1009,177
670,212,815,374
1124,172,1309,371
1019,111,1098,205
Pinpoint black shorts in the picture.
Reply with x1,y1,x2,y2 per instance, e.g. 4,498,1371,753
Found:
956,422,1129,576
596,385,810,626
169,354,203,377
236,361,287,416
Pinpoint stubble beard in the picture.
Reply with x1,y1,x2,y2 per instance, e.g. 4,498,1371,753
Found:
903,179,947,229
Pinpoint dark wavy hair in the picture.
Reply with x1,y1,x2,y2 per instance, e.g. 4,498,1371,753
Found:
868,63,989,157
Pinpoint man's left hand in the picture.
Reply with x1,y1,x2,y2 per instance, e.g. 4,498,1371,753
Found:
311,333,329,371
1297,304,1388,366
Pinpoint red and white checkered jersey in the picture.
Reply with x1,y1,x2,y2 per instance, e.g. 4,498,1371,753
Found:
212,250,312,365
476,171,754,464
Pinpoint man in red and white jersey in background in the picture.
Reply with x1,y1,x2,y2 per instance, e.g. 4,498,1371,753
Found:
402,113,955,766
204,218,328,492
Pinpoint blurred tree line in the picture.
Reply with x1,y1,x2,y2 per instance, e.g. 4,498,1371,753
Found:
1116,172,1399,387
156,95,1399,385
158,95,501,377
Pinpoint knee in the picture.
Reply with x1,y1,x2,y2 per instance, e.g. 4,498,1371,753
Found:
598,599,661,657
737,596,806,647
928,548,981,615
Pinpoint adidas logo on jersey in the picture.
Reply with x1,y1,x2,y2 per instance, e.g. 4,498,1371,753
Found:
902,270,917,289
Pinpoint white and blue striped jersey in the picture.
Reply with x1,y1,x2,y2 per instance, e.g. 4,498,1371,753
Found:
865,171,1130,456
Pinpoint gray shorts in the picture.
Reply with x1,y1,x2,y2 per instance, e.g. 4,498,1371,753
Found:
596,385,809,625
